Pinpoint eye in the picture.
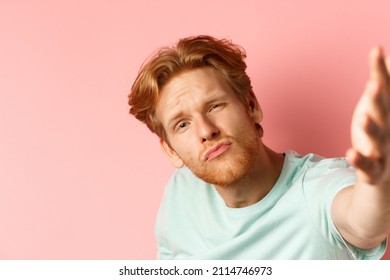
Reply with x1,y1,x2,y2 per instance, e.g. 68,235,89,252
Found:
179,122,187,129
209,104,223,112
175,121,189,132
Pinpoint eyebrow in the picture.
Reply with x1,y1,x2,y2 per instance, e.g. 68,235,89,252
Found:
166,111,184,130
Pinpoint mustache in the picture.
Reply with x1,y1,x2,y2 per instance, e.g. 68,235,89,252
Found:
197,123,262,161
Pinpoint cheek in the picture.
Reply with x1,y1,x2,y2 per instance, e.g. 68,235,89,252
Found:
224,111,254,133
170,135,198,159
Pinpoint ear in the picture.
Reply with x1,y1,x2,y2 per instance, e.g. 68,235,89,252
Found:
248,94,263,124
160,139,184,168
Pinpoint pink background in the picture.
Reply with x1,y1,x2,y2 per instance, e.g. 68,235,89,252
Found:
0,0,389,259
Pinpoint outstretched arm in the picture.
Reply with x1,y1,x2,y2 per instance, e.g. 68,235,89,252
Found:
332,46,390,249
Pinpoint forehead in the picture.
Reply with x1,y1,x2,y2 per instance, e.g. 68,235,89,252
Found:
155,67,234,118
158,67,232,106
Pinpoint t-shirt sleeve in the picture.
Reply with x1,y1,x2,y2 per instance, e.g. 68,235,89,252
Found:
155,173,176,260
155,205,174,260
156,237,174,260
302,157,387,260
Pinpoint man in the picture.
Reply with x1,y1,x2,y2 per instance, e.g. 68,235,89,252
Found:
128,35,389,259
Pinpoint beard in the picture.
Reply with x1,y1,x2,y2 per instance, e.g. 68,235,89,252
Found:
183,131,260,187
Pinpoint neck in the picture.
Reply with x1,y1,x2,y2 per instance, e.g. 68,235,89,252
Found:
214,144,284,208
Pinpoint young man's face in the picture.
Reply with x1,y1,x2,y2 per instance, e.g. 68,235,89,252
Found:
155,67,263,186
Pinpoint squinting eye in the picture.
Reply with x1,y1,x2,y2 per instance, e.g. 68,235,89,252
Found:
210,104,220,112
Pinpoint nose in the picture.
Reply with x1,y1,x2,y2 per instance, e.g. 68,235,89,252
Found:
196,115,220,143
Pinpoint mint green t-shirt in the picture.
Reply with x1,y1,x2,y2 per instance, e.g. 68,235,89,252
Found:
155,151,387,259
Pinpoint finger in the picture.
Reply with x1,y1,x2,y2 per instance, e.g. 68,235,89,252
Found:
365,80,389,127
386,56,390,74
386,55,390,91
347,148,383,184
369,46,389,85
386,56,390,76
360,113,387,158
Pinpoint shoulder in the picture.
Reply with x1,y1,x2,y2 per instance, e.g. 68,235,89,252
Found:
156,167,220,249
160,167,217,211
289,152,358,250
284,151,356,210
286,150,350,169
300,153,356,187
165,167,210,195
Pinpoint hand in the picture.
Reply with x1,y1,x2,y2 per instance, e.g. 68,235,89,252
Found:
348,46,390,186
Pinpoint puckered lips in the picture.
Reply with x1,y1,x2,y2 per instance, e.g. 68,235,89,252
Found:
204,141,231,161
